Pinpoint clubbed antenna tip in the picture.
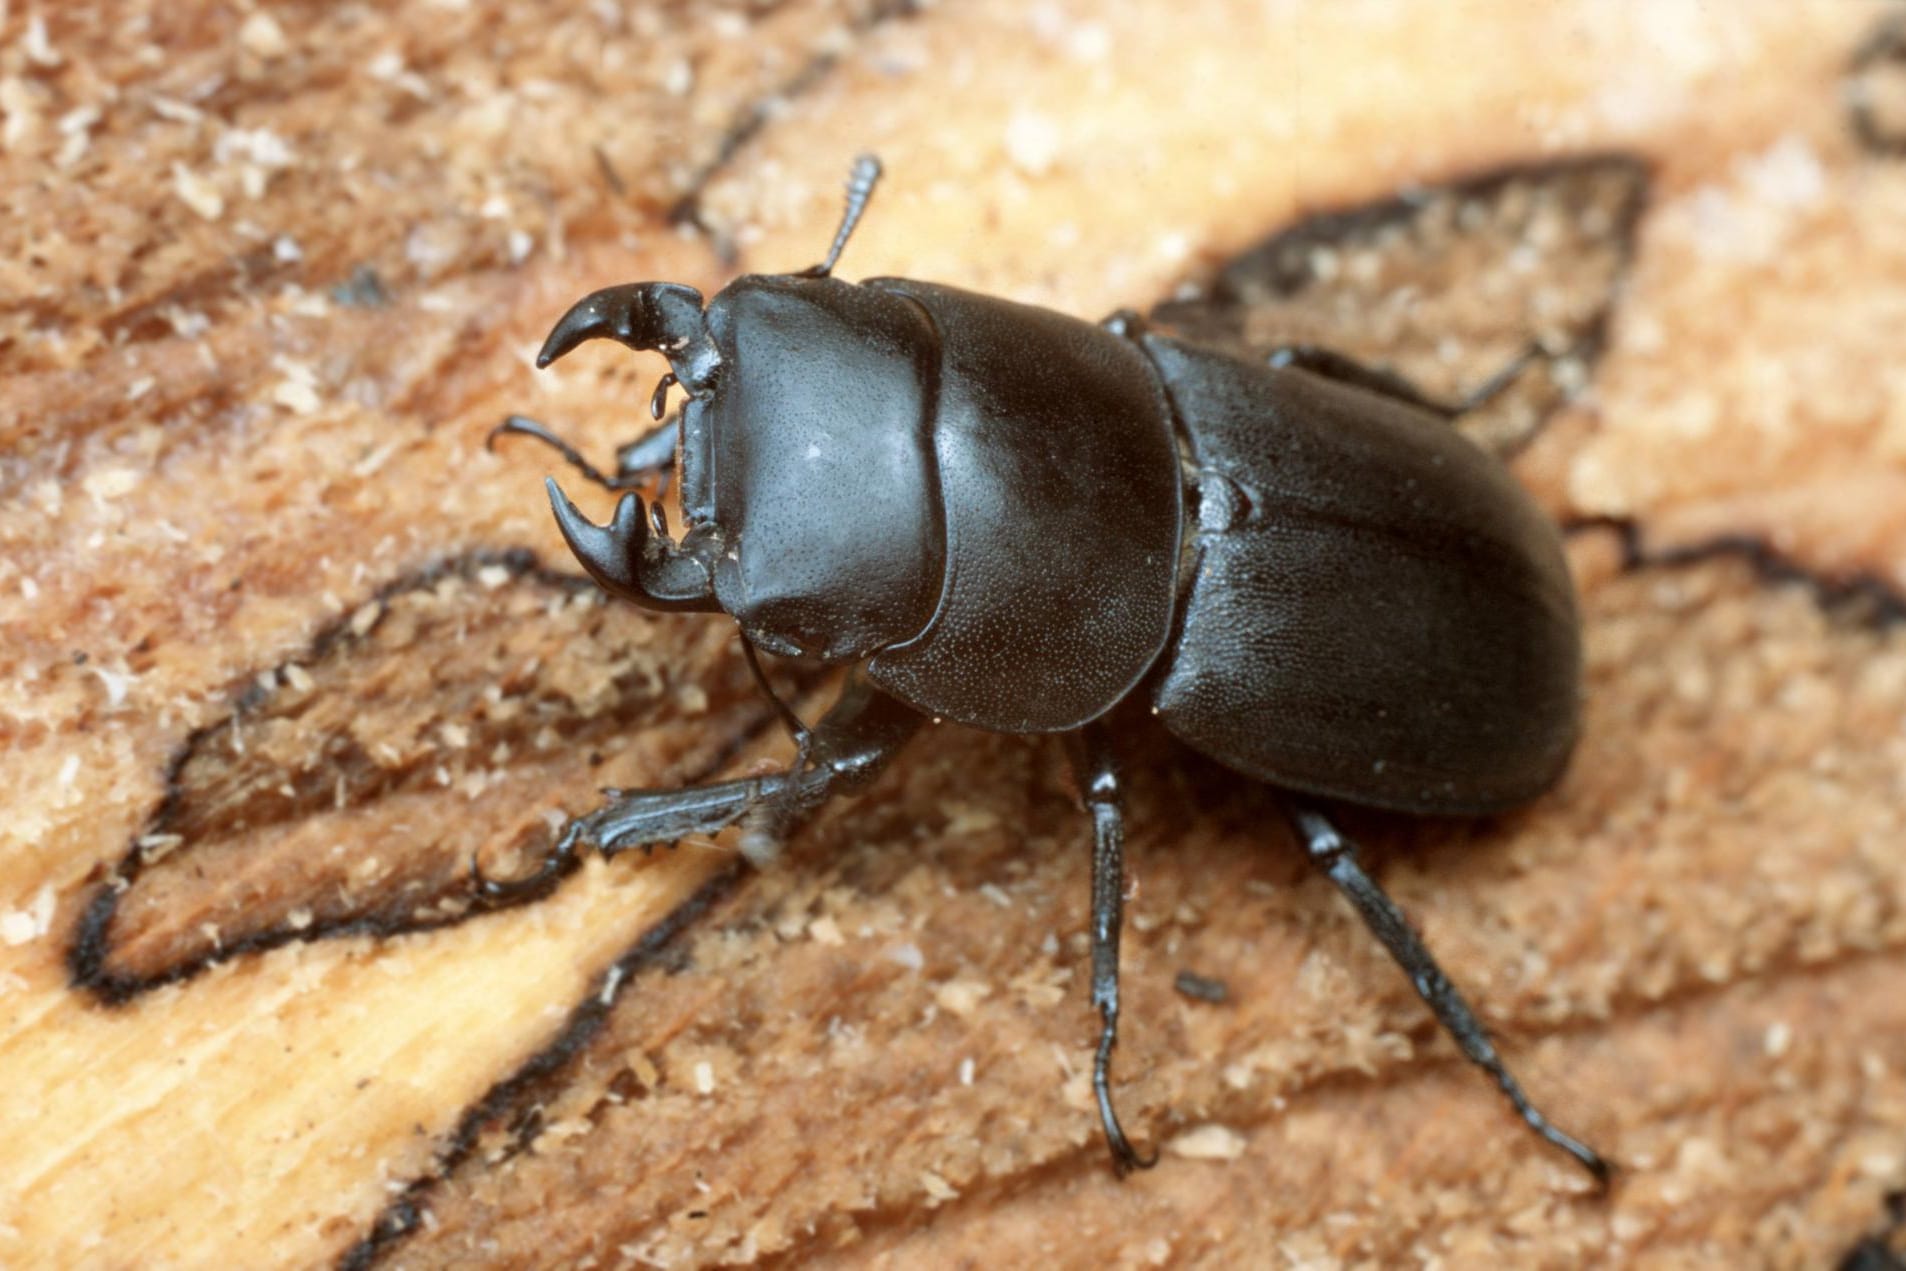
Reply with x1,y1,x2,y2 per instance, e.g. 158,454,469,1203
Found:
808,154,884,278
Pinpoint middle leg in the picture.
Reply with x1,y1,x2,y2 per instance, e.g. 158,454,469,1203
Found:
1266,342,1541,419
1066,722,1158,1175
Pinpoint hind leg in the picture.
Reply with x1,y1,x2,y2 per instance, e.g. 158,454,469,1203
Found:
1285,798,1610,1186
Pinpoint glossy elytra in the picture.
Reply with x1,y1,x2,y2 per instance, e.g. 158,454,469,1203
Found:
483,156,1605,1184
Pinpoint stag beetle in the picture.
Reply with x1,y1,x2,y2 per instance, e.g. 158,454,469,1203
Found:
483,156,1605,1183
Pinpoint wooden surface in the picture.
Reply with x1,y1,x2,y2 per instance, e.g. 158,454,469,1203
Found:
6,1,1906,1266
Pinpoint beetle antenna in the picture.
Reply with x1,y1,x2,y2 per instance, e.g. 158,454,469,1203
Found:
804,154,883,278
738,631,815,760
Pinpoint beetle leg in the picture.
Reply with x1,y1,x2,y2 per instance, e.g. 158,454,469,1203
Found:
473,676,922,906
1450,342,1545,415
738,633,818,835
738,633,814,759
488,415,663,492
618,418,679,500
1284,800,1611,1188
1266,342,1542,419
1065,724,1159,1176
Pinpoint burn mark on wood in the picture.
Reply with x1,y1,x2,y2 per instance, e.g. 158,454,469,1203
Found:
1568,515,1906,630
339,865,746,1271
68,548,771,1002
1848,13,1906,158
1152,154,1651,458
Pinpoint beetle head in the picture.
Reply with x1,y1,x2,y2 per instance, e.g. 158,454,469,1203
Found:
528,280,727,614
527,155,924,646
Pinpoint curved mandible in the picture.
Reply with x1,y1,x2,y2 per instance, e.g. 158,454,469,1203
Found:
545,478,719,612
536,282,719,391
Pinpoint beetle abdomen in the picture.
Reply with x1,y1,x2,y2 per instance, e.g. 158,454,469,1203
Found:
864,282,1183,733
1144,337,1580,815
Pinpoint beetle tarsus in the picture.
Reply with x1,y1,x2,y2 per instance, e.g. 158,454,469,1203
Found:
1095,1003,1159,1176
1285,801,1611,1187
1457,341,1544,415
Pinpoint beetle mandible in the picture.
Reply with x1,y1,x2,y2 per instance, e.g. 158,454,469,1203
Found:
482,156,1606,1183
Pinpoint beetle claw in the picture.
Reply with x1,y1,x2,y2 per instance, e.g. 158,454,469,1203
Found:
470,821,586,908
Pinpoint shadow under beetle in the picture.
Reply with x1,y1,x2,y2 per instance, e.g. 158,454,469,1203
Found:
482,156,1606,1183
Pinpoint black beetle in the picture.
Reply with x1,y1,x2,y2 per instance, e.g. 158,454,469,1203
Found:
483,156,1605,1183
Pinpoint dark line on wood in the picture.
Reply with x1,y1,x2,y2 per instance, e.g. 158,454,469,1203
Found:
1565,515,1906,629
1185,152,1651,306
64,546,767,1003
1150,151,1654,462
1848,10,1906,160
337,863,747,1271
666,0,926,244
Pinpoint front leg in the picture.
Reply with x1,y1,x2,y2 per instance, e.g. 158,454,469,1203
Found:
475,676,923,906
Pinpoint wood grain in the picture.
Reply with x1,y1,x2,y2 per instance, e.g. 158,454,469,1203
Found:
5,2,1906,1267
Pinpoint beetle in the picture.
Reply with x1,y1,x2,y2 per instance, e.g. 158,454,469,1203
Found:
481,156,1607,1183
